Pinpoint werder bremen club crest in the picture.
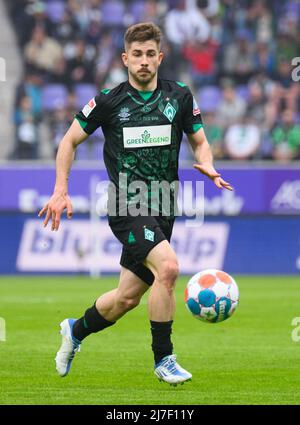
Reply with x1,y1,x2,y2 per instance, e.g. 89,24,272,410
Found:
158,98,178,123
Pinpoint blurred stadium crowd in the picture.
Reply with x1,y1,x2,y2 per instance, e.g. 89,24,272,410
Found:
4,0,300,162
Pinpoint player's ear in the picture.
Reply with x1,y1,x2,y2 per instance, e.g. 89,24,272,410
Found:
158,51,164,65
122,52,128,67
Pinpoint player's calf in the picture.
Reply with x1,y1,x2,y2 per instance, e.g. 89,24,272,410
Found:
114,292,140,314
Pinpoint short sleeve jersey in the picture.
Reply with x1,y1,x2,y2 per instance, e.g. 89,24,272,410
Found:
75,79,203,216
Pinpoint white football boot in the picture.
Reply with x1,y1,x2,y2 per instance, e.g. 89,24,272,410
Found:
55,319,81,377
154,354,192,386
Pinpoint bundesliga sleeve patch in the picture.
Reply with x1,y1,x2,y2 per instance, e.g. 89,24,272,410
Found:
193,96,201,116
82,97,96,117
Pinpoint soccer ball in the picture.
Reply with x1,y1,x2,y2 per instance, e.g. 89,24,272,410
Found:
184,269,239,323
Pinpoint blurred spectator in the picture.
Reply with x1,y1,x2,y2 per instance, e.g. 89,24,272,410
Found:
249,71,275,101
66,91,78,117
138,0,162,25
274,59,294,89
246,82,267,126
6,0,54,47
224,117,261,160
65,39,96,86
48,58,70,86
4,0,300,161
94,33,116,86
15,71,43,119
85,16,103,46
103,57,128,89
26,1,54,37
52,10,80,43
49,107,72,157
271,109,300,161
254,42,276,77
159,40,181,81
165,0,213,82
47,91,78,157
267,82,300,123
216,82,247,128
187,0,220,18
203,112,224,159
275,33,298,64
278,1,300,39
285,84,300,113
247,1,274,44
67,0,95,32
165,0,211,47
24,26,63,75
182,39,218,88
208,14,223,44
222,29,256,84
13,96,39,159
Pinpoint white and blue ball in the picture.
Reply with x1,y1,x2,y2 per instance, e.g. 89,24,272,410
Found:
184,269,239,323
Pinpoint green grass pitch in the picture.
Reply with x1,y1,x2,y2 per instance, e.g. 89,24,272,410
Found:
0,275,300,405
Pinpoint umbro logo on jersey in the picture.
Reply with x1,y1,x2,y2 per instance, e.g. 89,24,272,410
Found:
163,102,177,123
118,107,131,121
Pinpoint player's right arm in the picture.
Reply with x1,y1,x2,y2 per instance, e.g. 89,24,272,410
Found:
38,119,88,231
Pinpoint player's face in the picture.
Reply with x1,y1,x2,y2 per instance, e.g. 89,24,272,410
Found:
122,40,163,87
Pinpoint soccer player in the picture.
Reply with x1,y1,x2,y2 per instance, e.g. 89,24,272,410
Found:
38,22,233,385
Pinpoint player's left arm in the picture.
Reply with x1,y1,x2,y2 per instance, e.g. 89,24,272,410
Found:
187,128,233,191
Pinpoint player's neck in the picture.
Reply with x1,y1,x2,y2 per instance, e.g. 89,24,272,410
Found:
128,75,157,92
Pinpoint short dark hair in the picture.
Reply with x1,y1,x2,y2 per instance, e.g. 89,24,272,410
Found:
124,22,162,50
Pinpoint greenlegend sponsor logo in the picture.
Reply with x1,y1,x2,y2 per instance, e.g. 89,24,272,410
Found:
126,130,170,146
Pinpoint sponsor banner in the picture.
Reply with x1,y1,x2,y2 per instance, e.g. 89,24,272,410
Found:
17,219,120,272
1,214,299,275
267,174,300,214
0,166,300,215
16,219,229,273
172,221,229,273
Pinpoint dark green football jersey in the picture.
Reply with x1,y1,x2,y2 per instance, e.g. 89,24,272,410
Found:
75,78,203,217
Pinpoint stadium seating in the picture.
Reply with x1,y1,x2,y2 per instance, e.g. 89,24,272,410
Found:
236,85,250,102
4,0,299,161
74,84,98,109
45,1,66,24
101,0,125,27
197,86,222,113
41,84,68,111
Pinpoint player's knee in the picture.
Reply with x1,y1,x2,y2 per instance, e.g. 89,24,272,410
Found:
115,294,140,312
158,259,179,291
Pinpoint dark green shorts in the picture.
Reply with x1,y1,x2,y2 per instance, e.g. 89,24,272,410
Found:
108,215,175,286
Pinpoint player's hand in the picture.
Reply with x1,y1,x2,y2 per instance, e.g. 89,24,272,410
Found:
38,191,73,231
193,163,234,191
